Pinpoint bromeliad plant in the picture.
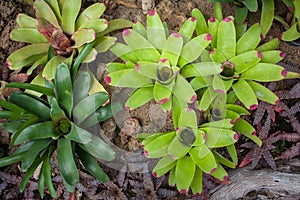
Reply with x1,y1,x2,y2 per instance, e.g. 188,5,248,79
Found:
188,8,296,113
275,0,300,42
139,107,239,194
0,63,121,198
7,0,131,86
106,10,217,113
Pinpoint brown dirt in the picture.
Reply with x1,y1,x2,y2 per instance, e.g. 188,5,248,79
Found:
0,0,299,199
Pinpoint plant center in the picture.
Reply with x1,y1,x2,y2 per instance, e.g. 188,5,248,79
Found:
57,118,71,135
179,128,196,146
157,66,174,84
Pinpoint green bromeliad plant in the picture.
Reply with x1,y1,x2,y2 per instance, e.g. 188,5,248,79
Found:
0,63,121,198
7,0,131,87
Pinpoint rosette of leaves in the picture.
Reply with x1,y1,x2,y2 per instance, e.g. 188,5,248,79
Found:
105,10,220,113
0,63,121,198
187,9,300,114
6,0,131,86
275,0,300,42
138,108,239,194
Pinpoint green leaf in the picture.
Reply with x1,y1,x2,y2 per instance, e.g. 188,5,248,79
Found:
81,102,122,128
80,134,115,161
146,10,167,51
78,19,108,33
6,82,54,96
189,144,217,174
212,75,233,94
42,55,66,80
198,88,218,111
175,156,195,193
0,99,24,112
173,75,197,106
94,36,116,53
256,38,280,52
38,169,45,198
8,92,51,121
261,0,274,37
236,23,261,55
132,21,147,38
135,61,158,80
241,63,286,82
178,109,198,129
57,138,79,186
217,17,236,59
235,6,248,24
34,0,60,28
123,29,160,62
16,14,36,28
233,118,262,146
190,76,213,91
76,146,109,182
14,121,58,145
160,33,183,66
181,62,223,78
153,81,173,104
229,50,261,74
210,162,228,181
0,153,24,167
208,17,219,48
201,127,237,147
200,119,234,129
232,79,258,110
42,146,58,198
73,71,91,105
10,28,48,43
179,17,197,44
71,28,96,48
225,104,250,115
243,0,258,12
126,87,154,110
107,69,153,88
76,3,106,29
45,0,62,21
21,139,52,171
260,50,284,63
178,34,212,67
248,81,278,104
6,44,49,70
110,43,138,63
65,123,93,144
61,0,81,34
167,136,190,160
55,63,73,118
168,167,176,186
153,156,177,177
143,132,175,158
73,92,108,124
96,19,133,37
192,8,208,35
190,167,203,194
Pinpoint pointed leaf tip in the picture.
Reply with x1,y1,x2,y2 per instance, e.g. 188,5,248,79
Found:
179,190,187,194
191,17,196,22
152,172,157,178
223,17,231,22
125,105,131,111
191,94,197,103
210,48,214,54
281,69,287,77
210,167,217,174
135,63,139,71
223,175,229,184
144,150,148,157
105,76,111,84
215,89,225,94
123,29,130,37
160,58,168,63
250,104,258,110
205,34,212,41
234,133,239,140
280,52,285,58
257,51,262,59
171,32,181,38
158,98,169,104
251,131,256,136
148,10,155,16
209,17,216,22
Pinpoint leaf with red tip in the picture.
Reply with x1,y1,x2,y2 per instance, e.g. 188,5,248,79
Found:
154,81,173,105
141,132,165,147
135,61,158,80
212,144,237,168
225,109,240,122
260,50,285,64
236,23,261,55
11,28,48,43
153,156,177,177
189,144,217,173
229,50,261,74
241,63,286,82
210,48,227,63
233,118,262,146
179,17,197,44
160,95,173,111
161,33,183,66
213,75,233,94
225,104,250,115
256,38,280,52
190,75,213,91
201,127,237,148
232,79,258,110
143,131,176,158
210,162,228,182
217,17,236,59
178,109,198,129
192,8,208,35
78,19,108,33
178,34,212,67
71,29,96,48
198,88,218,112
146,10,167,51
190,166,203,194
125,87,154,110
208,17,219,48
175,156,195,193
248,80,278,105
168,167,176,186
95,36,116,53
172,74,197,105
108,69,153,88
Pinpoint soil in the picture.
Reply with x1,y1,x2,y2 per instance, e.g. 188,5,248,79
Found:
0,0,299,199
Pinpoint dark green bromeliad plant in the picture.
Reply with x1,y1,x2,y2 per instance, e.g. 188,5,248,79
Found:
105,7,299,194
0,63,121,198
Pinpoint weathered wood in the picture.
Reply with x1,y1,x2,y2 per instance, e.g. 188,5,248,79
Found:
210,159,300,199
